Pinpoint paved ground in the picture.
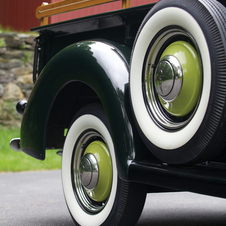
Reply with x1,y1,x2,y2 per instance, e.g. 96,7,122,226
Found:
1,170,226,226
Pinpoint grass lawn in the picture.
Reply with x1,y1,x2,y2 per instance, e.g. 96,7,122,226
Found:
0,127,61,172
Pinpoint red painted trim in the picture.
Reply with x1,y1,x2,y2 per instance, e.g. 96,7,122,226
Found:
0,0,158,31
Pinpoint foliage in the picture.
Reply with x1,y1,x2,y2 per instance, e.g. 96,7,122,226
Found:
0,25,12,33
0,127,61,172
0,24,38,36
0,38,6,47
21,51,31,63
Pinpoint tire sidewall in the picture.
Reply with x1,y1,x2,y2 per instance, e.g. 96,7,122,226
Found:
130,0,218,163
62,113,118,226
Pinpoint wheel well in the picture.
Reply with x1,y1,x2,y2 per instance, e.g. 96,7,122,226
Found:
45,81,101,149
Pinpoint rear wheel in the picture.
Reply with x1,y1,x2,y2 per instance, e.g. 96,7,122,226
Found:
62,104,146,226
130,0,226,164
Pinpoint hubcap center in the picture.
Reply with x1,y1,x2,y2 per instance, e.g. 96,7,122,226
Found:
79,153,99,190
154,55,183,102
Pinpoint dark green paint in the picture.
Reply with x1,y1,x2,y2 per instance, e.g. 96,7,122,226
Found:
21,40,134,179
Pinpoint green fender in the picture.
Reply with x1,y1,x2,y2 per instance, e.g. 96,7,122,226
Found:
20,40,136,179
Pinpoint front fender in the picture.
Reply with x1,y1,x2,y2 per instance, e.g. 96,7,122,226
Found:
21,40,134,179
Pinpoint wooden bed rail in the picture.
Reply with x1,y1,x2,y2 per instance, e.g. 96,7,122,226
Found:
36,0,131,26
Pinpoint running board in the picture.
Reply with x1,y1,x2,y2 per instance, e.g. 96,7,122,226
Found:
128,160,226,199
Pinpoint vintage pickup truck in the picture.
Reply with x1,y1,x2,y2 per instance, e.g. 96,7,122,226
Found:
10,0,226,225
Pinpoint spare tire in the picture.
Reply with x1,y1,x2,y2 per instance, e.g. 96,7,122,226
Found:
130,0,226,164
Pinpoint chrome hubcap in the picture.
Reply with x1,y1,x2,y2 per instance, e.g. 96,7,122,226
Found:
144,28,202,130
154,55,183,102
72,130,112,213
79,153,99,190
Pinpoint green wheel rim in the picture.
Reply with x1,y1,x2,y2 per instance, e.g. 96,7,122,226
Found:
144,28,203,130
73,130,113,213
83,141,112,202
159,41,202,117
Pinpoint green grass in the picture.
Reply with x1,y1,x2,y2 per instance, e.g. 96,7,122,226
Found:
0,127,61,172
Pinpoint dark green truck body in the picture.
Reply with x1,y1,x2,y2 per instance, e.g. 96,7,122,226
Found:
11,1,226,207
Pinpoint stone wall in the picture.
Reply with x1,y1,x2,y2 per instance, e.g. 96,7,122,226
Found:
0,33,36,127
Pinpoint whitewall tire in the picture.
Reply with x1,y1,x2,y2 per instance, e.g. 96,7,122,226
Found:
62,104,146,226
130,0,226,164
